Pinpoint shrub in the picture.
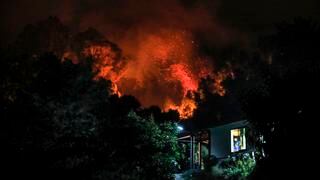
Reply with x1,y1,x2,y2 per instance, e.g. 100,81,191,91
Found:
220,153,256,179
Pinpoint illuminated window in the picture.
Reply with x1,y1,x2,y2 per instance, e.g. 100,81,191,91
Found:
231,128,246,152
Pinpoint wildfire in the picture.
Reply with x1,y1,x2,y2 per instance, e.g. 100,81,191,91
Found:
169,64,198,95
66,29,232,119
82,43,123,82
164,97,197,119
212,69,234,96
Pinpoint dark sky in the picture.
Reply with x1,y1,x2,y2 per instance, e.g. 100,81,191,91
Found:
217,0,320,34
1,0,319,47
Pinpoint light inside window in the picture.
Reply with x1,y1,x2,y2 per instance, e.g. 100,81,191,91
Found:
231,128,246,152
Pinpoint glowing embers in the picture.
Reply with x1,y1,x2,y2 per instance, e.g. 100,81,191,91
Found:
169,64,198,95
82,44,120,80
231,128,246,153
165,97,197,119
66,29,233,120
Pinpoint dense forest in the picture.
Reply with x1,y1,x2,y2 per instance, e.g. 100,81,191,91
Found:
1,17,320,179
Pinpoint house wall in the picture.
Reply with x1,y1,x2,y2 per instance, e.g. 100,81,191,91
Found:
210,120,250,158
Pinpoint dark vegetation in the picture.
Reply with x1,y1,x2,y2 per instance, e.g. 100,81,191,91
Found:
1,17,319,179
0,20,181,179
182,18,320,179
244,18,320,179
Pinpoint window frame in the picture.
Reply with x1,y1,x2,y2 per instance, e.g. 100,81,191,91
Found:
230,127,247,153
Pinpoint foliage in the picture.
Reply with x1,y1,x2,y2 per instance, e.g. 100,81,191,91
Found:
203,155,219,170
95,111,181,180
178,153,255,180
220,154,256,179
0,45,181,179
240,18,320,179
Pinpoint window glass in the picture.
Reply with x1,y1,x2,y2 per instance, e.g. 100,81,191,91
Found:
231,128,246,152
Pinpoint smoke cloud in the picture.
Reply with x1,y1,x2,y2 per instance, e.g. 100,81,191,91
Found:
1,0,242,118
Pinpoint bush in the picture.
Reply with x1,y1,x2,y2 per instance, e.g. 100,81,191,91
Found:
203,155,219,171
219,153,256,179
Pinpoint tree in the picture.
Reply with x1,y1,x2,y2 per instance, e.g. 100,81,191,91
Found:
1,36,181,179
241,18,320,179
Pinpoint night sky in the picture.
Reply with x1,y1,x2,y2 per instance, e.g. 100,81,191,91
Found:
1,0,319,47
218,0,320,33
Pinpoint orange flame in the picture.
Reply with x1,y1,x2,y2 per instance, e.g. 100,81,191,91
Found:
68,29,232,119
164,97,197,119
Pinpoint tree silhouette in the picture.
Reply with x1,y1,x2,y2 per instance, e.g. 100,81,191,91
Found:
243,18,320,179
1,18,181,179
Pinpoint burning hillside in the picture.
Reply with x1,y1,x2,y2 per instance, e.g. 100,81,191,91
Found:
67,28,233,119
13,16,234,119
13,0,239,119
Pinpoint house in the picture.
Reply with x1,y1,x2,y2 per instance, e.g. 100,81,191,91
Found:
177,120,254,170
